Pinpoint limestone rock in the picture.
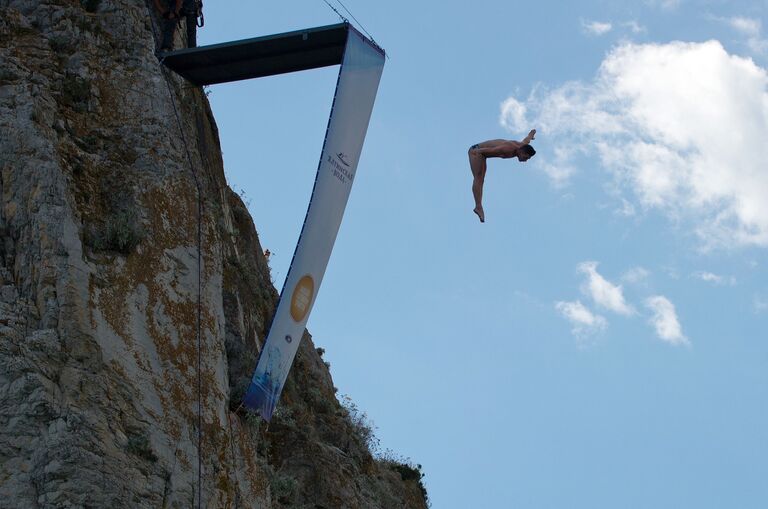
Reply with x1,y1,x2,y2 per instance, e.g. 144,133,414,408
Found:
0,1,428,507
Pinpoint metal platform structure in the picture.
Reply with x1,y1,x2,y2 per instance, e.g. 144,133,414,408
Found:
161,23,355,85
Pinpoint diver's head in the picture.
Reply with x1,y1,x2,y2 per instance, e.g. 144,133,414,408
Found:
517,144,536,162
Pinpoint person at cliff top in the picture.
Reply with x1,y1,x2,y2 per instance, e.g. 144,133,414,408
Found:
467,129,537,223
154,0,200,51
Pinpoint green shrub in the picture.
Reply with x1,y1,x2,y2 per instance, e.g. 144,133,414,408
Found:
270,473,297,504
245,410,262,432
377,449,430,506
340,395,379,453
87,209,144,255
306,387,332,414
392,462,424,482
272,406,296,428
103,210,143,254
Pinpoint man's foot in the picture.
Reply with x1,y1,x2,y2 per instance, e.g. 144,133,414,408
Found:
473,206,485,223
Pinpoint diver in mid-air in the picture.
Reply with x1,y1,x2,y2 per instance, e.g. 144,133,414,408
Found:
468,129,537,223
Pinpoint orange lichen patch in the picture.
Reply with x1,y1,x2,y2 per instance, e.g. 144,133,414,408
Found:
199,415,271,503
109,359,129,379
164,416,183,445
97,276,132,340
142,183,198,246
91,173,210,378
132,349,152,374
145,300,227,423
165,380,192,411
149,376,194,455
201,370,225,401
215,473,232,499
177,450,192,472
146,297,197,373
151,374,194,436
225,414,270,495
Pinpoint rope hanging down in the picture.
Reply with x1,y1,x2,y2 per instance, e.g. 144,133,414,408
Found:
159,72,205,509
144,2,204,508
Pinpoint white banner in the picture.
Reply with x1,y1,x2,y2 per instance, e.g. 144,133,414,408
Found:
243,27,385,420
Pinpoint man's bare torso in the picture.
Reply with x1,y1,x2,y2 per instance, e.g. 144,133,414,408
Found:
474,139,523,159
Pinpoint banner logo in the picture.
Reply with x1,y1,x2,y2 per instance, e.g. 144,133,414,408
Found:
328,152,354,184
336,152,350,166
290,275,315,322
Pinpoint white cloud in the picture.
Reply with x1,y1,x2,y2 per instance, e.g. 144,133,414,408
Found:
728,16,761,37
578,261,635,315
693,271,736,286
646,0,682,10
555,300,608,337
616,198,637,217
662,266,681,280
580,19,646,37
501,40,768,249
582,20,613,36
695,271,723,284
730,17,767,55
623,21,647,34
714,16,768,56
754,295,768,314
622,266,650,284
499,97,529,133
645,295,688,345
540,146,577,188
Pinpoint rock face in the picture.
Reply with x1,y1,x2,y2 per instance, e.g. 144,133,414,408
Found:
0,1,428,507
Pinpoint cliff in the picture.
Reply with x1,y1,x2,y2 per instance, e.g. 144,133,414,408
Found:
0,1,428,507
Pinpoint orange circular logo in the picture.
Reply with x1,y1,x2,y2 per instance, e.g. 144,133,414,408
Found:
290,275,315,322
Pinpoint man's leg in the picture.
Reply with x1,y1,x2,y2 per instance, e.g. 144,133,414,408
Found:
185,14,196,48
159,0,178,51
161,17,176,50
469,149,486,222
183,0,197,48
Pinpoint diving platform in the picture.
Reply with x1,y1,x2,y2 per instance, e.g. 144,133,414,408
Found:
160,23,353,86
160,21,386,421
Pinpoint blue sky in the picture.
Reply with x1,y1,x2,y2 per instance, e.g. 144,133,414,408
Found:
196,1,767,507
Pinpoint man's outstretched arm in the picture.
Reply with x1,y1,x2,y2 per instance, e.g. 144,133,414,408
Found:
521,129,536,145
